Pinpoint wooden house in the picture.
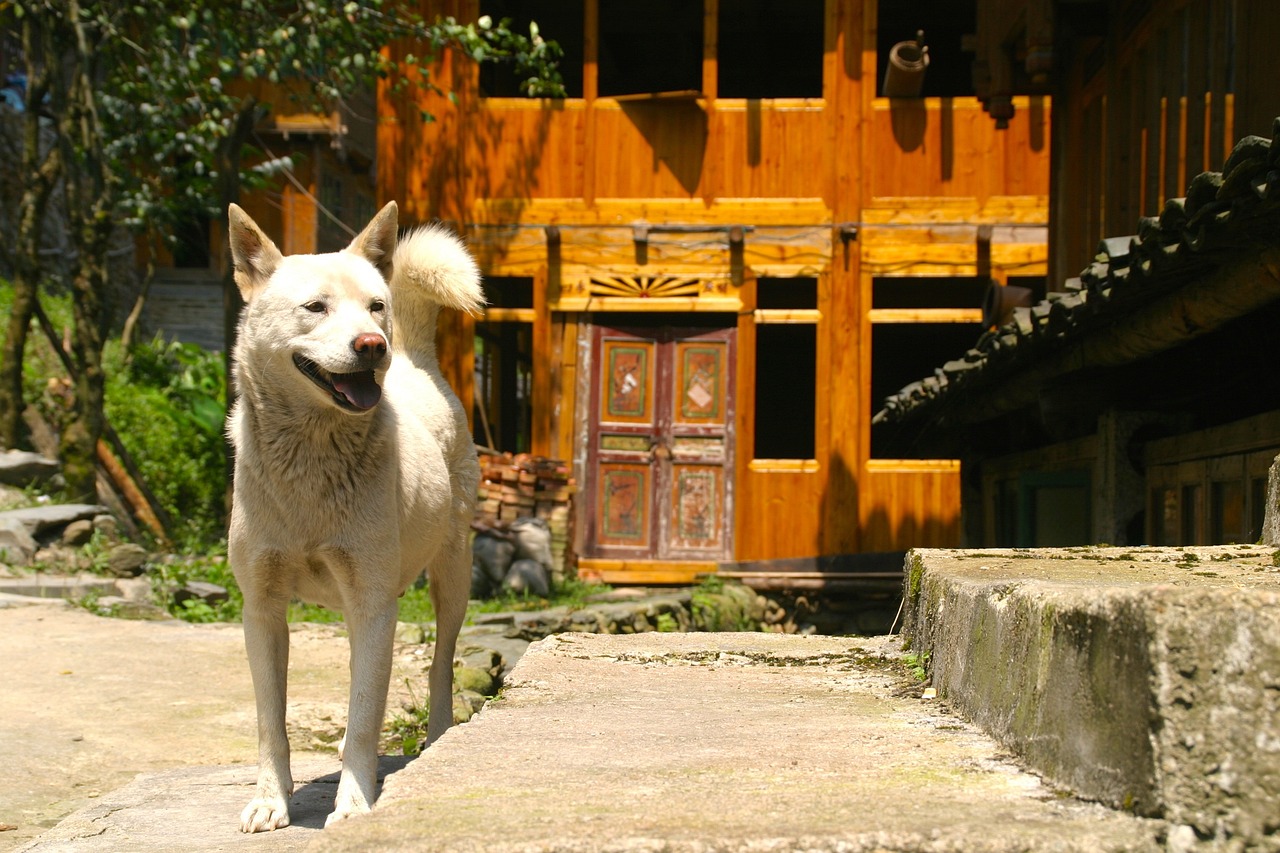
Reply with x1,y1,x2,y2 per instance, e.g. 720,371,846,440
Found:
875,0,1280,549
376,0,1052,584
140,87,379,351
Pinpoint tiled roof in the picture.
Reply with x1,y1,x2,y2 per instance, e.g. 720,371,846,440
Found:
875,118,1280,428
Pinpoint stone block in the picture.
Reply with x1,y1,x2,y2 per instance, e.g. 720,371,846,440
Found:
904,545,1280,844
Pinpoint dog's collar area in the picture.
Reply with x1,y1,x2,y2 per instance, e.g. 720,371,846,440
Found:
293,354,382,412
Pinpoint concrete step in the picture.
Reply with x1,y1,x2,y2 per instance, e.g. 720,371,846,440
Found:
902,545,1280,848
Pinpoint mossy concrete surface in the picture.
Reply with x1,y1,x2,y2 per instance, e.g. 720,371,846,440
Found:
315,632,1163,853
902,545,1280,845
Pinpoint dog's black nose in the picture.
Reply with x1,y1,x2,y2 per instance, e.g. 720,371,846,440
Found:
353,333,387,356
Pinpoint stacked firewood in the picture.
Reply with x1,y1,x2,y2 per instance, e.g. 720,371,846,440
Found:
476,452,576,581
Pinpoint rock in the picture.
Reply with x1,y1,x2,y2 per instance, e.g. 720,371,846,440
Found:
453,663,497,697
114,577,153,602
456,646,504,680
91,596,170,620
92,514,119,543
0,517,37,567
173,581,228,606
503,558,550,597
33,544,80,570
0,450,59,487
691,582,764,632
61,519,94,547
472,533,516,597
509,517,553,568
451,689,487,724
1262,453,1280,545
0,503,109,537
395,621,427,644
106,543,149,577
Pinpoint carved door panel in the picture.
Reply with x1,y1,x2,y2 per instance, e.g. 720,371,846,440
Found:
585,322,735,561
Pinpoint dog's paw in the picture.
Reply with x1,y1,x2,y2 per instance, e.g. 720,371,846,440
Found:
324,797,371,828
326,778,375,828
240,796,291,833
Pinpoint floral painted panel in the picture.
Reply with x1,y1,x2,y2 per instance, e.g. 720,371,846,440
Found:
597,463,650,548
670,465,721,550
602,340,654,424
675,342,725,425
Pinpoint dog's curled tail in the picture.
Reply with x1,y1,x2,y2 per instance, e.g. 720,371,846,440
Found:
390,224,485,356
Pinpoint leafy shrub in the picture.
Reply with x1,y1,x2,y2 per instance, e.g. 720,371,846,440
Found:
104,335,228,549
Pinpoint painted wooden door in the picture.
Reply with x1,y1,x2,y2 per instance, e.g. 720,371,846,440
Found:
585,322,735,561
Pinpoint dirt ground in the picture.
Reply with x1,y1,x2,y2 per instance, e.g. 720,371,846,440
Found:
0,600,427,852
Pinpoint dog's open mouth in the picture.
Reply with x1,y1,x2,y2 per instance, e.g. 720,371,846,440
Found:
293,354,382,412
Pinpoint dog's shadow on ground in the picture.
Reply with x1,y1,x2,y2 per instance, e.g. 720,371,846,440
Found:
288,755,416,829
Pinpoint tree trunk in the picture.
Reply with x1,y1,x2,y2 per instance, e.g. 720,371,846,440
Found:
56,0,115,502
0,11,61,450
60,252,109,502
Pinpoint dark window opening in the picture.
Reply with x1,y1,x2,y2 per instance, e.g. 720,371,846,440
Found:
718,0,823,98
479,0,584,98
870,321,981,458
1181,484,1204,545
870,322,981,412
758,276,818,310
1152,487,1178,546
1007,275,1048,304
754,324,816,459
317,172,347,253
474,321,533,453
1019,471,1090,546
876,0,976,98
481,276,535,309
171,210,211,268
599,0,702,97
872,275,986,309
1210,480,1245,544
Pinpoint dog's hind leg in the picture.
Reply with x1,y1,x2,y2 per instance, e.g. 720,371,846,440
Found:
328,594,398,826
426,526,471,745
239,595,294,833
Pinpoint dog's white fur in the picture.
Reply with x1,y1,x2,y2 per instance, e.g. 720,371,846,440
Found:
225,201,482,832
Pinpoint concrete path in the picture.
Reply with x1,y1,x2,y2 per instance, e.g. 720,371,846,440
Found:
13,622,1167,852
0,602,431,852
314,633,1163,853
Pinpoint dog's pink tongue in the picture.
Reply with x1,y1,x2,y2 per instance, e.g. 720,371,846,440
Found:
332,372,382,410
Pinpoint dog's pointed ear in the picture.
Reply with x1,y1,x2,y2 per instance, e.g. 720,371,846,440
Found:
347,201,398,281
227,204,283,302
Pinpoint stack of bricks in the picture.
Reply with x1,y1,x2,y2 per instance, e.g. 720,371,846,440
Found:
476,452,576,582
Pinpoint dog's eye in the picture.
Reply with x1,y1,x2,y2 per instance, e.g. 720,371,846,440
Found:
370,300,385,314
302,300,327,314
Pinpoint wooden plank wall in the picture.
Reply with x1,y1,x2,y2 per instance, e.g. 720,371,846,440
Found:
1052,0,1278,284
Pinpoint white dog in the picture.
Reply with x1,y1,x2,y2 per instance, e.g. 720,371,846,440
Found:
225,201,482,832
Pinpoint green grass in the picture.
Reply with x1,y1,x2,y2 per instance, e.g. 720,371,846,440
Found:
152,552,610,627
903,650,931,682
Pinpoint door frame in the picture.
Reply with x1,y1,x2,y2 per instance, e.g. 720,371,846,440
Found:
576,315,738,575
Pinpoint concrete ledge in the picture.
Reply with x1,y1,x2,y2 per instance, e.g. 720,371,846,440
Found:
902,545,1280,844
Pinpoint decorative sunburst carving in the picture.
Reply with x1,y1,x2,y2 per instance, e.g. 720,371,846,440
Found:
574,274,727,299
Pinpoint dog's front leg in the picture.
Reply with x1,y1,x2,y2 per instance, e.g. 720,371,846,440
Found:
327,598,397,826
240,598,294,833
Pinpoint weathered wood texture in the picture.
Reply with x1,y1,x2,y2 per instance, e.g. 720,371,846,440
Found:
859,460,962,552
1052,0,1277,284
